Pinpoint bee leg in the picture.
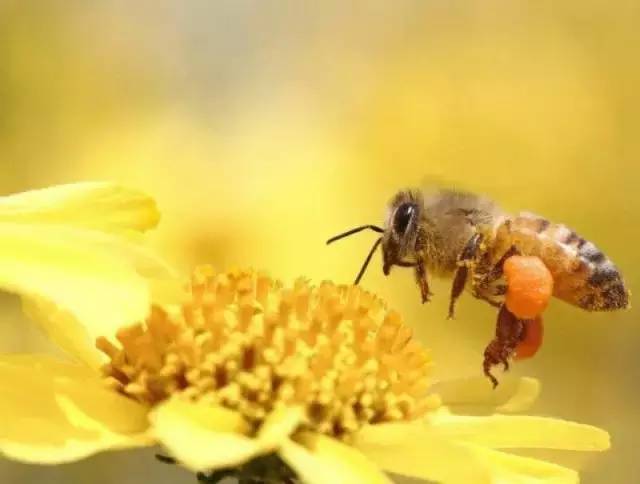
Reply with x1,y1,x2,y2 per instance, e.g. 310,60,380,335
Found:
485,284,507,307
483,304,525,387
474,246,519,308
485,245,519,283
415,259,432,303
448,267,468,319
448,233,483,319
485,298,503,308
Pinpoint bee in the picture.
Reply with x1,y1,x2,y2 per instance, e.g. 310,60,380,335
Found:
327,188,630,385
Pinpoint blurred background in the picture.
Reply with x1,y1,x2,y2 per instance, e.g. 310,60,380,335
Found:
1,1,638,482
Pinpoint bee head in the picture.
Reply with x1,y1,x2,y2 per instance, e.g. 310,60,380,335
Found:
381,199,421,275
325,190,422,285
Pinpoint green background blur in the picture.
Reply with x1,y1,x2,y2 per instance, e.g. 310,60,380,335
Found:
1,1,638,483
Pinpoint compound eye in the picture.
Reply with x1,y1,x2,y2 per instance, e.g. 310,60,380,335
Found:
393,203,415,235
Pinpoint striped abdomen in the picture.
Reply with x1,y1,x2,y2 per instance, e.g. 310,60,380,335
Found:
492,212,629,311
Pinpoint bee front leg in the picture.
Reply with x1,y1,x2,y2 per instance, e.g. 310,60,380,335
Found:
448,233,483,319
414,258,432,303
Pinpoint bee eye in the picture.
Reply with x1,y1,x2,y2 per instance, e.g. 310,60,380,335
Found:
393,203,416,235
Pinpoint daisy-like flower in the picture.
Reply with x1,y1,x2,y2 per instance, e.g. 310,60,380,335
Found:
1,264,608,483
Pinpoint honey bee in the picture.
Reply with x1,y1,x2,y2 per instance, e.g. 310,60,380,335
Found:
327,187,630,385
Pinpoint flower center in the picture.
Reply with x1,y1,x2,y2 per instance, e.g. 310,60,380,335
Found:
97,267,435,439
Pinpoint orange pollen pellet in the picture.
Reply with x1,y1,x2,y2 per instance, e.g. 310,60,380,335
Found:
504,256,554,320
514,316,544,360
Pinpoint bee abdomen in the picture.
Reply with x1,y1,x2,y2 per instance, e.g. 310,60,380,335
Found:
494,213,629,311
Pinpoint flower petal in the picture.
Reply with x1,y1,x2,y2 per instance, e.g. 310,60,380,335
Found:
0,354,151,464
430,413,610,451
280,432,393,484
149,397,266,472
464,443,579,483
22,297,104,368
434,376,540,414
0,182,159,233
353,421,490,483
0,223,167,350
257,406,306,447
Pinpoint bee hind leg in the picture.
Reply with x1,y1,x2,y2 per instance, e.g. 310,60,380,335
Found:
483,304,526,388
448,233,484,319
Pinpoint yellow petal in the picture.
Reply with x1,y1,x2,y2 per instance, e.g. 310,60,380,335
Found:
434,376,541,414
81,230,176,280
464,443,579,483
280,432,393,484
19,229,176,368
257,406,306,447
0,223,164,348
149,397,266,472
0,182,159,233
430,413,610,451
22,297,104,368
0,354,151,464
353,421,490,484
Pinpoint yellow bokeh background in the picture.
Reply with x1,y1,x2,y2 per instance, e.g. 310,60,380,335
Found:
1,2,638,482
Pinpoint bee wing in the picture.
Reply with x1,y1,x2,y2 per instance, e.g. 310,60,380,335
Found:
419,179,503,233
419,174,495,197
419,174,465,196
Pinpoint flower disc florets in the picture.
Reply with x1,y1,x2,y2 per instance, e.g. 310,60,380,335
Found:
97,267,434,439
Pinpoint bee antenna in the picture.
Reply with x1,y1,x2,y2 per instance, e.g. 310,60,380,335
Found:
354,237,382,285
326,225,384,245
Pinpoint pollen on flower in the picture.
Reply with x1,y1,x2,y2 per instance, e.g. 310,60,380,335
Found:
97,267,435,439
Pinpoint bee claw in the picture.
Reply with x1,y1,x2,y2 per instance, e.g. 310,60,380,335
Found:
482,305,527,385
484,366,499,388
421,292,433,304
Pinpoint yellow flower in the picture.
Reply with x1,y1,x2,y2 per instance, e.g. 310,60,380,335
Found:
1,267,608,483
